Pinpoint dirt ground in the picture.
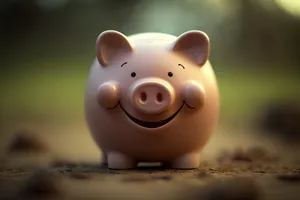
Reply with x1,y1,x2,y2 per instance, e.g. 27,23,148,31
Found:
0,118,300,200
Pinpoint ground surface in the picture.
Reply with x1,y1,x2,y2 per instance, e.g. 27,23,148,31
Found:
1,159,300,200
0,121,300,200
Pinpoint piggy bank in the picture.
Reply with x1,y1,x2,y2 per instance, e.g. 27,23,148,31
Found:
85,30,219,169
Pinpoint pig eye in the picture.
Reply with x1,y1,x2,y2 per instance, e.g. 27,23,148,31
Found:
168,72,173,77
131,72,136,77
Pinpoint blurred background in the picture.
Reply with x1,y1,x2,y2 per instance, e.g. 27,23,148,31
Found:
0,0,299,163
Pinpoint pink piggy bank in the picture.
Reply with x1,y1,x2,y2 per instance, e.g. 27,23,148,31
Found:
85,30,219,169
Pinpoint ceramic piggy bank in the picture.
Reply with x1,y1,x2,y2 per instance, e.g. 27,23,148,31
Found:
85,30,219,169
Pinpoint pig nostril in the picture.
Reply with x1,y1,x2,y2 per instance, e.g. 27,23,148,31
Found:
140,92,147,102
156,93,163,102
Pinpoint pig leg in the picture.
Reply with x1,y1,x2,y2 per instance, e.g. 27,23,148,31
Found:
107,152,136,169
168,152,200,169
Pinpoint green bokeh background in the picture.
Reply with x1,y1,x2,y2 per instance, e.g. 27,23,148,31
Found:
1,0,300,130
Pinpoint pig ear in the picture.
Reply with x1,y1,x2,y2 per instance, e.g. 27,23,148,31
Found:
96,30,133,66
171,30,210,66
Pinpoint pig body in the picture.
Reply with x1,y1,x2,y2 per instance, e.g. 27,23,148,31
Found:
85,30,219,169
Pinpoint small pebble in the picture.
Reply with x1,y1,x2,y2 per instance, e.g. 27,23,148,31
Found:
232,147,252,162
217,146,279,164
247,146,279,163
7,130,48,153
0,168,26,175
151,174,173,181
204,177,260,200
65,169,73,172
247,146,269,160
69,172,92,180
276,173,300,182
19,169,62,197
254,169,266,173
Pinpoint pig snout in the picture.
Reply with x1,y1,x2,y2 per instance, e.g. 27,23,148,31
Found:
130,78,175,114
97,82,120,109
181,81,206,109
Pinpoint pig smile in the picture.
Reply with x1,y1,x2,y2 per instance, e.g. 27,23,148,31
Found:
115,102,194,129
121,103,184,128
